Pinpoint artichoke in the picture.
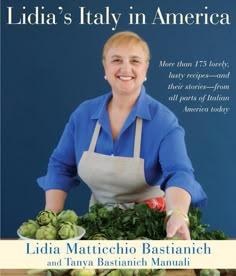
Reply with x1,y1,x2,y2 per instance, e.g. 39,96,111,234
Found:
71,269,96,276
200,269,220,276
97,207,110,219
35,224,57,240
106,271,122,276
57,221,78,240
149,270,166,276
120,269,136,276
36,210,57,226
89,233,107,240
18,219,40,239
57,209,78,224
134,269,153,276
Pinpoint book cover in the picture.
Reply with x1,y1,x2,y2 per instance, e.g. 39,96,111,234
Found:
1,0,235,243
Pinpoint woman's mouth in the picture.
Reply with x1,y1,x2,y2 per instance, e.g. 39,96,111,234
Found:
117,76,134,81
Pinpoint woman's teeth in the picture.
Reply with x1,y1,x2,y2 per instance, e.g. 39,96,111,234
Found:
119,76,133,81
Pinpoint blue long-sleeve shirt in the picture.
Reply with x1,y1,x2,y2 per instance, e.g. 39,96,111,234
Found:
37,86,207,207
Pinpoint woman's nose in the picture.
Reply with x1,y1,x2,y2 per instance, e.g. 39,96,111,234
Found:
120,60,131,72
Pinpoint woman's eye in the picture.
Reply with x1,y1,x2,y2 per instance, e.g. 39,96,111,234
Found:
131,60,139,63
112,59,121,63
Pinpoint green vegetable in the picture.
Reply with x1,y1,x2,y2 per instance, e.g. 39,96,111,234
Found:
18,219,40,239
36,210,57,226
78,203,227,240
199,269,220,276
27,269,69,275
106,270,122,276
35,224,57,240
200,270,211,276
120,269,136,276
96,270,113,276
89,233,108,240
189,208,227,240
135,269,152,276
70,269,96,276
18,209,81,240
78,203,166,240
57,210,78,224
57,221,78,240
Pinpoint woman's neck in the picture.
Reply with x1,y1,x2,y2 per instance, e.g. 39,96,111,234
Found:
107,93,139,141
109,91,140,113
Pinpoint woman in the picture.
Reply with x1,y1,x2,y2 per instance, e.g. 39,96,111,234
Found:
37,31,207,240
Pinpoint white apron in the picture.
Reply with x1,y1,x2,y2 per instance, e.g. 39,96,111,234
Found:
78,118,164,208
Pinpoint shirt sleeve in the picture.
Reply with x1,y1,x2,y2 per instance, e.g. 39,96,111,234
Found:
37,113,79,192
159,118,207,207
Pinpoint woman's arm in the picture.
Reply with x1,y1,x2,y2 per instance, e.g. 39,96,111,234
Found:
158,117,206,239
165,186,191,240
38,112,79,210
45,189,67,213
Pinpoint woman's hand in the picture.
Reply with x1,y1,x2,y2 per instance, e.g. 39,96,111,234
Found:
166,213,191,240
165,186,191,240
45,189,67,213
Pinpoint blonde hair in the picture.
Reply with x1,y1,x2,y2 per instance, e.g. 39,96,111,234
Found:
102,31,150,62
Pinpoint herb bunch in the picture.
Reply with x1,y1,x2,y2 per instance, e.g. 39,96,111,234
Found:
78,203,227,240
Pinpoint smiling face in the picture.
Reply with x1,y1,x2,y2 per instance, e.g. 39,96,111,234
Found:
103,43,149,96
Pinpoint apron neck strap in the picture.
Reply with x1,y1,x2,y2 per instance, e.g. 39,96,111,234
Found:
88,121,101,152
88,118,143,157
133,118,142,158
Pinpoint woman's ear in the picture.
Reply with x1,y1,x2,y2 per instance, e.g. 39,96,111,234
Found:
102,59,107,74
102,58,106,68
102,60,107,79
